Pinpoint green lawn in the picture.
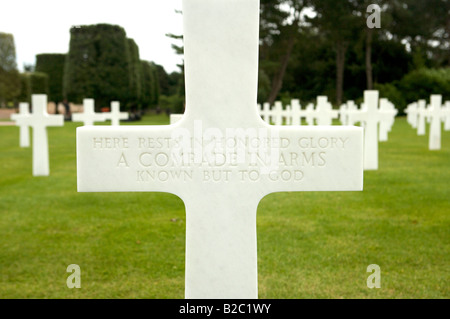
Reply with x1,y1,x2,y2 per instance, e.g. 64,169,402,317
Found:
0,115,448,298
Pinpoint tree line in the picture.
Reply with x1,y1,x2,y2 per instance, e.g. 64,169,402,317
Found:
0,24,182,113
257,0,450,113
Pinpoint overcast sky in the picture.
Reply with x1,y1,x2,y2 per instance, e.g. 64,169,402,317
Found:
0,0,184,73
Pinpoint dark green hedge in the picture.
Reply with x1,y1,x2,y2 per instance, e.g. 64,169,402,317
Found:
35,53,66,103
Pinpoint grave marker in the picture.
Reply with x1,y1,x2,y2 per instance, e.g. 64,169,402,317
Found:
417,100,427,136
77,0,363,299
379,98,397,142
444,101,450,131
104,101,129,126
15,95,64,176
11,102,30,147
427,95,444,150
72,99,106,126
347,91,395,170
405,102,418,128
314,96,339,125
272,101,283,125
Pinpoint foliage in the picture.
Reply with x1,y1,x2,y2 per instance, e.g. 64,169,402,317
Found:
35,53,66,103
140,60,160,109
126,38,143,110
0,32,21,105
63,24,132,109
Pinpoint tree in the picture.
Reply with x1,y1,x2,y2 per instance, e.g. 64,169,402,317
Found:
126,38,143,110
140,60,160,109
259,0,310,104
64,24,131,109
0,32,21,106
309,0,360,105
35,53,66,109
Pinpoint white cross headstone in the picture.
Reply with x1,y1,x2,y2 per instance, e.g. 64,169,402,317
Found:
417,100,427,136
314,96,339,125
170,113,183,124
443,101,450,131
285,104,293,125
405,102,418,128
304,103,315,125
339,101,357,126
272,101,284,125
347,90,395,170
104,101,129,126
379,98,397,142
14,95,64,176
11,102,30,147
72,99,106,126
427,95,445,150
289,99,305,126
77,0,363,299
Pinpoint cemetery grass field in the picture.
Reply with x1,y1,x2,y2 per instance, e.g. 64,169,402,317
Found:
0,115,449,299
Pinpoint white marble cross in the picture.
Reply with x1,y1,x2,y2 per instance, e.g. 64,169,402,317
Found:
72,99,106,126
304,103,315,125
14,95,64,176
289,99,305,126
104,101,129,126
77,0,363,299
378,98,398,142
340,100,357,126
427,95,445,150
443,101,450,131
314,96,339,125
347,90,396,170
405,102,418,128
417,100,427,136
11,102,31,147
272,101,284,125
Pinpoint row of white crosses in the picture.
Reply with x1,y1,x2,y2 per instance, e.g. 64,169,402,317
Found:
72,99,129,126
405,95,450,150
10,95,64,176
344,91,398,170
258,96,339,126
10,96,129,176
77,0,364,299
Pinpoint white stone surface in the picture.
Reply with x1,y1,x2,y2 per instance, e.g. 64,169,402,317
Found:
289,99,303,126
417,100,427,136
11,102,30,147
444,101,450,131
104,101,129,126
405,102,418,128
170,113,183,124
77,0,363,299
314,96,338,125
15,95,64,176
72,99,106,126
427,95,444,150
379,98,398,142
347,91,396,170
272,101,283,125
304,103,315,125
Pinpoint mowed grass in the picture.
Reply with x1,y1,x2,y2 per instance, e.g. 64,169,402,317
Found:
0,115,448,299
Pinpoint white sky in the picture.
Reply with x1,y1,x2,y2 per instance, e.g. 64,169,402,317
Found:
0,0,184,73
